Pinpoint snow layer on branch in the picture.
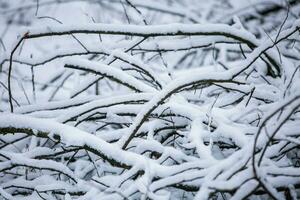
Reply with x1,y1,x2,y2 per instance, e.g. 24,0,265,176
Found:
64,58,157,93
25,23,257,41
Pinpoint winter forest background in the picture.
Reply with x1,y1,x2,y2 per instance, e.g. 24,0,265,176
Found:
0,0,300,199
